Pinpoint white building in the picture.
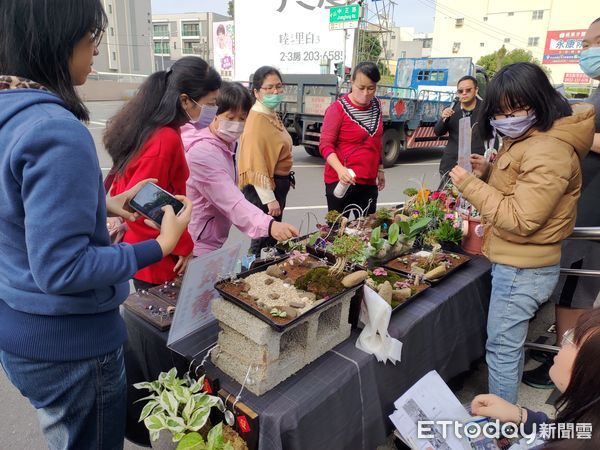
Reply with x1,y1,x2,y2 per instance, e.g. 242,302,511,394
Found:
386,27,433,60
92,0,154,76
151,12,231,72
430,0,598,85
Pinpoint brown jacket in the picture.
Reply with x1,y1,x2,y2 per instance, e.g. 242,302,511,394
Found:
459,103,596,268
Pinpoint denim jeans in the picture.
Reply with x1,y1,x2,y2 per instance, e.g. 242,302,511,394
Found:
486,263,560,403
0,346,126,450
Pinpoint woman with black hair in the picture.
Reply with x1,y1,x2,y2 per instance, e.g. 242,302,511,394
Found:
104,56,222,290
471,307,600,448
320,61,385,216
0,1,191,448
182,82,298,256
238,66,295,256
449,62,595,404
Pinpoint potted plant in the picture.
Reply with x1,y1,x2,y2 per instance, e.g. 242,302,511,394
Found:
328,234,366,275
134,368,246,450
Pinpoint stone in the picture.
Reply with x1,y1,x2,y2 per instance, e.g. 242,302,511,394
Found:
289,301,305,309
266,265,285,279
341,270,368,288
284,278,294,286
268,293,280,300
240,282,251,292
392,288,412,302
280,306,297,319
378,281,393,304
264,277,275,285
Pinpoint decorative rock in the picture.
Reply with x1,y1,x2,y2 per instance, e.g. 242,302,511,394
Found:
268,293,280,300
266,265,285,279
392,288,412,302
264,278,275,285
240,282,251,292
289,301,305,309
341,270,368,288
378,281,393,304
284,278,294,286
280,306,297,319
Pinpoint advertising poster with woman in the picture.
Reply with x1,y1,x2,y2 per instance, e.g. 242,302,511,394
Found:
214,21,234,80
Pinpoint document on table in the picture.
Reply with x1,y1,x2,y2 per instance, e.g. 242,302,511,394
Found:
389,370,472,450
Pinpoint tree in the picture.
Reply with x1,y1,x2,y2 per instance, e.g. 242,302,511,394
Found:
227,0,234,18
356,30,382,64
477,46,548,77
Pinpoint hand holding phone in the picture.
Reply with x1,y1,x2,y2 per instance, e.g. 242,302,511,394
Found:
128,182,185,226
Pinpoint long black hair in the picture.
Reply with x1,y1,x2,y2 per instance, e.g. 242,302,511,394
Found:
104,57,221,173
0,0,107,122
479,62,572,140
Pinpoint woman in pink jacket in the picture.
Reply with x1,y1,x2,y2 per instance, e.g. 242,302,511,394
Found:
182,82,298,256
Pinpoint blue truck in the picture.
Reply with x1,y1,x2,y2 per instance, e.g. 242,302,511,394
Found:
277,57,488,167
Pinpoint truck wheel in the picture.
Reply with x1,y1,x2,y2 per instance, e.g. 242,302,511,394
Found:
381,129,403,167
304,145,322,158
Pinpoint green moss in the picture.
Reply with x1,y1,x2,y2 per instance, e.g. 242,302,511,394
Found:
369,271,404,286
294,267,344,298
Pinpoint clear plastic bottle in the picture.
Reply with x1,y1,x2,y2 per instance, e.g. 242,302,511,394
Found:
333,168,356,199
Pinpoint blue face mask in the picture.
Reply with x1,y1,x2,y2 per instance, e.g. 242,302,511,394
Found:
579,47,600,79
490,112,537,139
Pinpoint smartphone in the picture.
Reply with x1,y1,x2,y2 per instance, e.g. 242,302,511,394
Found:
128,182,184,226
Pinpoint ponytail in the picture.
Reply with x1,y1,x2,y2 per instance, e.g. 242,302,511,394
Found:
104,56,221,173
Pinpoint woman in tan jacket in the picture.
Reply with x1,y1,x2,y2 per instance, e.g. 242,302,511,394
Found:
450,62,596,404
238,66,294,256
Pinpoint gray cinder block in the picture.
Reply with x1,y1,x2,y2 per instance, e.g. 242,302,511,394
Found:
211,290,354,395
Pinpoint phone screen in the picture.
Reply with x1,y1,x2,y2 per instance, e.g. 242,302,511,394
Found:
129,183,184,225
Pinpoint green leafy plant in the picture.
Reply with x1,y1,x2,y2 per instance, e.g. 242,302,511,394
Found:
177,422,233,450
134,368,232,449
308,232,320,247
388,223,400,246
431,220,463,245
403,188,418,197
398,217,432,241
325,210,341,226
370,226,384,252
329,234,365,274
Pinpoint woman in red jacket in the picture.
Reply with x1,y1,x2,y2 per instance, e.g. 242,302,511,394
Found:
104,57,221,290
320,61,385,216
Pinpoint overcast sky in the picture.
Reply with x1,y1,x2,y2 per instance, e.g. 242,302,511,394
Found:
150,0,435,33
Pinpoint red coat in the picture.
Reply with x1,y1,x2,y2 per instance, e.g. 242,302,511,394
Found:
319,94,383,185
110,127,194,284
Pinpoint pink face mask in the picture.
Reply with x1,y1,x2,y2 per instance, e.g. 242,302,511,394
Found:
217,119,245,143
352,91,374,106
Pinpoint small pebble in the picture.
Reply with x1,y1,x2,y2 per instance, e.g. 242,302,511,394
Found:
268,293,280,300
284,278,294,285
289,301,305,309
264,278,274,285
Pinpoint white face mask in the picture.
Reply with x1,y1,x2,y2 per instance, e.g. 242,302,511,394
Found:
216,119,245,143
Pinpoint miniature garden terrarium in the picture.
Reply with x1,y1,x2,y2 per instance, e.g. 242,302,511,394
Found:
384,244,470,283
365,267,430,310
215,246,366,330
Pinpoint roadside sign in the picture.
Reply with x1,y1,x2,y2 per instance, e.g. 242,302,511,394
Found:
329,5,360,30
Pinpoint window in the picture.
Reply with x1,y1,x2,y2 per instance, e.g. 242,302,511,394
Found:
112,52,116,61
108,4,112,14
400,51,407,58
455,18,464,28
153,23,169,37
423,38,432,48
452,42,461,53
480,42,485,47
532,10,544,20
483,17,488,22
110,27,114,37
391,34,396,40
508,12,514,16
153,41,170,54
528,37,539,47
183,41,201,54
417,70,446,82
504,38,511,43
182,22,200,37
174,41,177,49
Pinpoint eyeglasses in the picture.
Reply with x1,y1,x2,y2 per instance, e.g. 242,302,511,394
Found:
561,328,575,347
260,84,285,92
90,29,104,48
493,107,531,119
457,88,473,94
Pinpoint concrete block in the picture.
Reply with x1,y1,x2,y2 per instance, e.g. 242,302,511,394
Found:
211,289,355,395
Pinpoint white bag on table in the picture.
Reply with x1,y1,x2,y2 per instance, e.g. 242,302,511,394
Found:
356,285,403,364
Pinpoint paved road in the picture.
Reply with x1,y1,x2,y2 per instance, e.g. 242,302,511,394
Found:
0,101,442,449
